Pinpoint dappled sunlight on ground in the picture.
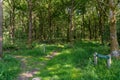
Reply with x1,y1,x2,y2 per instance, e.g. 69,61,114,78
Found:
13,46,61,80
7,41,120,80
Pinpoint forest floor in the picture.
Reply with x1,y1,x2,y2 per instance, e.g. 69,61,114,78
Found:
15,51,58,80
2,41,120,80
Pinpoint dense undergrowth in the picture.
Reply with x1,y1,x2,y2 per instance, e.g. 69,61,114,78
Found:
2,40,120,80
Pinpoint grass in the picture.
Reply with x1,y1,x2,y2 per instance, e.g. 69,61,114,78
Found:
34,41,120,80
0,54,20,80
2,40,120,80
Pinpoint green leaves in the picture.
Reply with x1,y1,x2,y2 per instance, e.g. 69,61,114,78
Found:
16,3,27,11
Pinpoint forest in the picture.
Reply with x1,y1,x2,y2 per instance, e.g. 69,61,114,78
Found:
0,0,120,80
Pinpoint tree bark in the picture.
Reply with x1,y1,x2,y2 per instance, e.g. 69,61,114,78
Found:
8,0,15,43
48,0,52,41
0,0,3,57
28,0,32,44
38,15,44,41
109,0,119,56
88,18,92,40
68,0,74,42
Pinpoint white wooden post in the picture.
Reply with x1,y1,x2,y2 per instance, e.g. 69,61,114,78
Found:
107,54,111,68
43,44,46,53
94,52,98,65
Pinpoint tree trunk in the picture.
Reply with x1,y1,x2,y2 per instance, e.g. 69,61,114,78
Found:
97,2,104,44
38,15,44,41
0,0,3,57
48,0,52,41
68,0,74,42
88,19,92,40
109,0,119,56
82,14,85,39
9,0,15,44
11,8,15,43
28,0,32,44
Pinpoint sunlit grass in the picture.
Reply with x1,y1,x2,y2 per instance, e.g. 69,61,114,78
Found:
0,55,20,80
2,41,120,80
34,41,120,80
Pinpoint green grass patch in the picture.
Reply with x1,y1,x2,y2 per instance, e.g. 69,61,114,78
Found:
0,54,20,80
4,41,120,80
34,41,120,80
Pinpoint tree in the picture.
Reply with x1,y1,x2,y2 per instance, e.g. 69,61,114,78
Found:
6,0,16,43
109,0,119,56
96,0,119,56
48,0,52,40
10,0,15,43
27,0,32,44
0,0,2,57
67,0,75,42
2,0,120,51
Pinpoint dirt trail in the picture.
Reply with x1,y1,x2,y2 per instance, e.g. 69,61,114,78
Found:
15,51,58,80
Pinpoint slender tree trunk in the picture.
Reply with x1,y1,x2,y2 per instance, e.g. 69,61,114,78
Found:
33,17,37,40
97,6,104,44
28,0,32,44
88,19,92,40
9,0,15,44
82,14,85,39
38,15,44,41
21,11,26,33
68,0,74,42
0,0,3,57
109,0,119,56
100,14,104,44
96,0,107,44
48,0,52,41
11,8,15,43
94,21,97,40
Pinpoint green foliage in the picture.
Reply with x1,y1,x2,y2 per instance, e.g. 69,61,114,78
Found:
3,0,120,43
31,41,119,80
3,39,28,51
3,43,17,51
2,41,120,80
0,55,20,80
2,0,120,79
